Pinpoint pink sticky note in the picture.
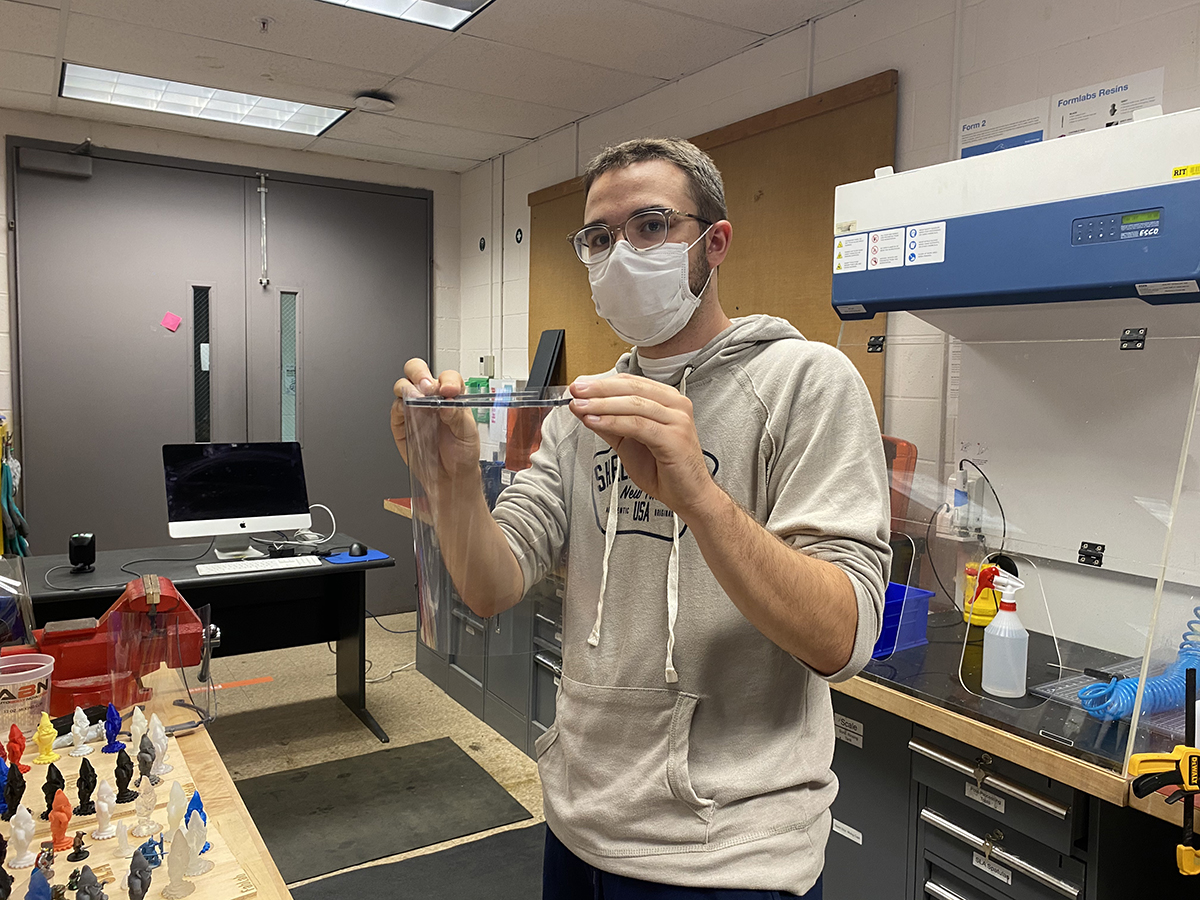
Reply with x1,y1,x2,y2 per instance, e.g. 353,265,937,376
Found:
161,312,182,332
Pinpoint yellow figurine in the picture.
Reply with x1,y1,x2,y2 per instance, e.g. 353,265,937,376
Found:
31,711,61,765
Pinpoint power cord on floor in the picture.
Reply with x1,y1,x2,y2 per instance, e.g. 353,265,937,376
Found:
368,609,416,635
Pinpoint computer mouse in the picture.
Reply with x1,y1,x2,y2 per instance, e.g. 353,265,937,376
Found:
349,542,368,557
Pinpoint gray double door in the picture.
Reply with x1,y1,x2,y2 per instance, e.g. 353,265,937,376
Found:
12,146,428,611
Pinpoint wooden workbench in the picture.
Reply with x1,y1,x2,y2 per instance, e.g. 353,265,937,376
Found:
147,666,292,900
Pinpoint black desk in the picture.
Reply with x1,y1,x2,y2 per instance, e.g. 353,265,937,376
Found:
23,532,395,742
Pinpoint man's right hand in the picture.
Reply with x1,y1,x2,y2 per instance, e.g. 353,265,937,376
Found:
391,359,482,498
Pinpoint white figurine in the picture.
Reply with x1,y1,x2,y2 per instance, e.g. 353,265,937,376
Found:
92,779,116,840
69,707,94,757
161,828,195,899
149,714,172,777
128,707,148,760
131,773,161,837
184,813,213,877
166,781,187,837
116,820,135,858
8,805,36,867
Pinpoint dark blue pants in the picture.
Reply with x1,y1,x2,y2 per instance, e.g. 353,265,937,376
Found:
542,827,822,900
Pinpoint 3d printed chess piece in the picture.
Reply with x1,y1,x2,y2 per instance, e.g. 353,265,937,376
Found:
135,736,154,787
130,777,159,838
0,757,9,817
7,725,29,774
9,806,35,867
127,709,147,764
2,764,24,821
147,716,170,778
30,715,59,766
72,761,96,818
0,833,13,900
74,866,105,900
64,870,78,892
160,830,193,899
49,792,73,851
65,833,87,864
183,815,212,878
183,791,209,855
100,706,122,755
33,843,53,881
67,710,91,760
113,751,136,804
126,850,152,900
165,783,186,838
114,823,133,860
48,886,64,900
133,836,161,869
39,766,64,820
24,867,49,900
90,782,115,841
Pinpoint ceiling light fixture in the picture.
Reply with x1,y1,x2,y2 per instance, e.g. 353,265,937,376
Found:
354,91,397,113
59,63,348,136
315,0,495,32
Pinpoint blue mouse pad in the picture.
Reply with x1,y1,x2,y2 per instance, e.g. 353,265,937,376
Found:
325,548,389,564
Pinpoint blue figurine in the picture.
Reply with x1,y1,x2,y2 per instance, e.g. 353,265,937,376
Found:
101,704,124,754
0,756,9,817
135,836,163,869
23,867,49,900
184,790,210,854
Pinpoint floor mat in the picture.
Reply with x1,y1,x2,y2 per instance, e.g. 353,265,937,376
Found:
292,823,546,900
235,737,533,883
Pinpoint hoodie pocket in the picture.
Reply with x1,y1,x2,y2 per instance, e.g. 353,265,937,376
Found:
539,674,715,854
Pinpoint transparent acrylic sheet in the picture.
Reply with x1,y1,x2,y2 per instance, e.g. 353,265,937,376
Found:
840,301,1200,771
404,387,571,663
107,603,206,719
0,556,34,647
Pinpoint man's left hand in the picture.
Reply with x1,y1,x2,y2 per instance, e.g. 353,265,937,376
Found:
570,374,716,522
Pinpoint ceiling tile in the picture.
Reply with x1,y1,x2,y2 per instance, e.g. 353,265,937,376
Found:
631,0,856,35
462,0,761,80
0,49,56,94
0,88,56,114
381,78,578,138
69,0,452,77
55,95,316,149
0,1,61,57
310,136,480,172
328,110,526,158
406,35,664,112
64,14,391,108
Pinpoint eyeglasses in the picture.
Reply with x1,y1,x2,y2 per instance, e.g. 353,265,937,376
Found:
568,208,713,264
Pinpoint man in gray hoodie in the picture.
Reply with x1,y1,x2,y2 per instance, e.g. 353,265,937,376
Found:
392,138,891,898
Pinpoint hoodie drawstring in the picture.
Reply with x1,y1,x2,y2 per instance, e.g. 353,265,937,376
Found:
588,367,691,684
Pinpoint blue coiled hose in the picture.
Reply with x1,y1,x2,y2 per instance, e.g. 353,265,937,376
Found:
1079,605,1200,721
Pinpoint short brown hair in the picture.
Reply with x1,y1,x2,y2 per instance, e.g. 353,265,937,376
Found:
583,138,727,225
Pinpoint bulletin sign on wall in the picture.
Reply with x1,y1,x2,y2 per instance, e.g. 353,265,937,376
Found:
527,70,899,420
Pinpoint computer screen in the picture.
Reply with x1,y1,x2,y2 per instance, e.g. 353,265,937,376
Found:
162,442,311,540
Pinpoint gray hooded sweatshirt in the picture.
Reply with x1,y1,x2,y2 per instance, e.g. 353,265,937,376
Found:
493,314,891,894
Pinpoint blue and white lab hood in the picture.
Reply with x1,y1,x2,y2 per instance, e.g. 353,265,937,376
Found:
831,106,1200,320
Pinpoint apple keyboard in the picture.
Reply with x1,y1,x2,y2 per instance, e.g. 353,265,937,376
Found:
196,554,323,576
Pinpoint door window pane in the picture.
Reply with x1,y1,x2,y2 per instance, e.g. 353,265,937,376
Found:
192,286,211,441
281,291,298,441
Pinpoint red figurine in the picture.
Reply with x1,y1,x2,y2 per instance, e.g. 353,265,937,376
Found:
7,724,29,774
49,790,73,852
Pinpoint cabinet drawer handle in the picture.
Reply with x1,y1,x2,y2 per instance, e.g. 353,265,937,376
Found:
535,612,559,626
535,652,562,677
909,738,1070,819
924,880,969,900
920,808,1080,899
451,608,487,630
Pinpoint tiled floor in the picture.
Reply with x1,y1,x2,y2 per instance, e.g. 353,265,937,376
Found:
195,612,543,890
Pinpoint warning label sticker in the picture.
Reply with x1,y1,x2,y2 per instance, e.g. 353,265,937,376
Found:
868,228,905,269
1136,280,1199,296
904,222,946,266
833,234,867,273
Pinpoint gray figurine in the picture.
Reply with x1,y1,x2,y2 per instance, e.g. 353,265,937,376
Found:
75,866,106,900
126,849,152,900
135,735,155,786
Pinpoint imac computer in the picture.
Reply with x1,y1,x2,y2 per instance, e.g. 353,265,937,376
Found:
162,442,312,559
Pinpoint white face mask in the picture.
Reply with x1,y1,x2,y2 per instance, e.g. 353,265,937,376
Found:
587,229,714,347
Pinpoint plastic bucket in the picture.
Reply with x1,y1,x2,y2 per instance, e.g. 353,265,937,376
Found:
0,653,54,735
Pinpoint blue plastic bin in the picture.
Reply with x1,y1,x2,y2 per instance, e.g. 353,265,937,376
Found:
872,582,934,659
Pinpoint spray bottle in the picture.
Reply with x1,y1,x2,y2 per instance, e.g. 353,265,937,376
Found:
978,565,1028,698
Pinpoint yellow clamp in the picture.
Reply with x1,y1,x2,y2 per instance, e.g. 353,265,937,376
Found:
1128,746,1200,793
1178,844,1200,877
